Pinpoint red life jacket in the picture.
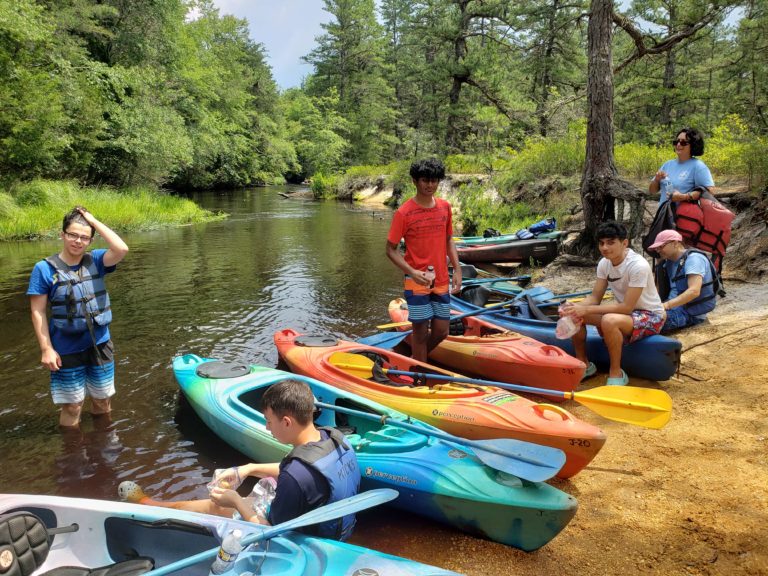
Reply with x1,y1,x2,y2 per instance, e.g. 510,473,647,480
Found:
672,189,734,272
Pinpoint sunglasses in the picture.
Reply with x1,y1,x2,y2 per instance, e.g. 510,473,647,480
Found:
672,139,690,146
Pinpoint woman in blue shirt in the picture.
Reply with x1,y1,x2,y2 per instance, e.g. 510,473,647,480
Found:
648,127,715,212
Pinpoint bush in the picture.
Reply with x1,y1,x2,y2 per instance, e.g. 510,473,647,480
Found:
310,172,340,199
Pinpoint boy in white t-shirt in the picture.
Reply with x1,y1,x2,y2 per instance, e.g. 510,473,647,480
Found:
560,221,666,386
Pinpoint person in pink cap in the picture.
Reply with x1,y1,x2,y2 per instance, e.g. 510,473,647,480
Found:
650,229,719,332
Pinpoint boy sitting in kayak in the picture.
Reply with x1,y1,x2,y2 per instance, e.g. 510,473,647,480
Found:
385,158,462,361
119,379,360,541
559,221,666,386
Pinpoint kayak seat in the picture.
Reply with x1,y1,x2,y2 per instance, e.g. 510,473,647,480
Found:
448,317,466,336
460,285,491,307
0,512,154,576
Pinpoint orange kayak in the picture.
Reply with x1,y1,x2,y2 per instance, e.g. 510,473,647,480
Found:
388,298,586,394
275,328,606,478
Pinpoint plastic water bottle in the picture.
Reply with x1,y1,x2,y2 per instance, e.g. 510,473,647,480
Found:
555,301,582,339
424,265,436,288
661,177,673,201
252,477,277,523
208,529,243,575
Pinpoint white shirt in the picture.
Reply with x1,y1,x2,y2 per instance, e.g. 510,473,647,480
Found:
597,249,664,314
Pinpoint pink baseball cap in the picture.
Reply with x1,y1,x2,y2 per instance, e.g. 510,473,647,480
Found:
649,229,683,250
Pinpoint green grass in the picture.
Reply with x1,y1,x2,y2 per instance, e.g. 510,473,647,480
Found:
0,179,224,240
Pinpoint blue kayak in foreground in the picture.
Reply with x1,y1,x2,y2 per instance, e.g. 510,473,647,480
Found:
173,354,578,551
449,294,682,381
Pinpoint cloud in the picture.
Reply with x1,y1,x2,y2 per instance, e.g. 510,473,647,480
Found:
212,0,332,89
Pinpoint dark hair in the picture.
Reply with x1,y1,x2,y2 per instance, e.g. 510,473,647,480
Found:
261,379,314,426
62,207,94,236
596,221,628,241
676,127,705,157
409,158,445,180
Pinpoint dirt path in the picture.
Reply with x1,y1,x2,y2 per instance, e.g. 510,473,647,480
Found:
352,279,768,575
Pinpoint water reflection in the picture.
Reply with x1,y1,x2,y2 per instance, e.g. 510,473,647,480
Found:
0,186,402,500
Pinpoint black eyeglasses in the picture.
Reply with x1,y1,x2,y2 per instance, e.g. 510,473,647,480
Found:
64,231,93,244
672,139,690,146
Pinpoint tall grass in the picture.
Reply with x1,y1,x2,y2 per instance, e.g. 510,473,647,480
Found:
0,179,222,241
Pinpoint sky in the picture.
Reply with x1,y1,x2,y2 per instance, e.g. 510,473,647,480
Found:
211,1,333,89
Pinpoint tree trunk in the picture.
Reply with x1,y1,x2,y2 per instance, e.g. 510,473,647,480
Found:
537,0,559,137
577,0,617,255
446,0,470,150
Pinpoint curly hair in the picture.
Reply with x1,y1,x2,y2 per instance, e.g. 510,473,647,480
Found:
409,158,446,180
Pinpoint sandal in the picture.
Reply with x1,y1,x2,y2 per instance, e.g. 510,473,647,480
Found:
581,362,597,381
606,369,629,386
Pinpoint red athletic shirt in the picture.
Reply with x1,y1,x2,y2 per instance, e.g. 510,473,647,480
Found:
387,197,453,285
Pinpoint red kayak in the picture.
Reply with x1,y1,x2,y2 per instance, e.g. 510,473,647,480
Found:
388,298,586,394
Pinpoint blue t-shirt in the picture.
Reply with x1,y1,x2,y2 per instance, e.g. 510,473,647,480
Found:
268,429,331,533
27,249,116,355
657,158,715,209
664,251,712,300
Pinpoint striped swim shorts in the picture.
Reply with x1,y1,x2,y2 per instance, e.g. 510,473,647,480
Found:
403,276,451,323
51,340,116,405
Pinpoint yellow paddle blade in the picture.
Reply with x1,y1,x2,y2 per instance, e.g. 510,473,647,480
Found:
375,320,412,330
329,352,376,378
573,386,673,429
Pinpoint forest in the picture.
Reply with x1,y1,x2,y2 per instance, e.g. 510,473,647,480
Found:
1,0,766,197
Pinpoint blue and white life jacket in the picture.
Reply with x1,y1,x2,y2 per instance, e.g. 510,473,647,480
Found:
665,249,718,317
284,427,360,541
45,253,112,336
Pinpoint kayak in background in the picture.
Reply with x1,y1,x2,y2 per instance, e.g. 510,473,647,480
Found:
456,237,560,264
387,298,586,394
449,292,682,382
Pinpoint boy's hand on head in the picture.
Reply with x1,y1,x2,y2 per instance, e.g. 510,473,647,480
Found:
75,206,97,225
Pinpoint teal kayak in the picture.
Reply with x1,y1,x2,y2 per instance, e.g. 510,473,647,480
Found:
173,354,578,551
0,493,459,575
455,230,564,246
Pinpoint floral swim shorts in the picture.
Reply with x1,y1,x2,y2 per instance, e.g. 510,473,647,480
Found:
626,310,666,344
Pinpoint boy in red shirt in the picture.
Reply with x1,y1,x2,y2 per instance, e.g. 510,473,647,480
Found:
386,159,462,361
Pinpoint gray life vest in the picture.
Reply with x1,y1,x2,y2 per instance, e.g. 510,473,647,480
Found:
45,253,112,336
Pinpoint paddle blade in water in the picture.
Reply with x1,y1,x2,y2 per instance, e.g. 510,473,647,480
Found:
574,386,673,429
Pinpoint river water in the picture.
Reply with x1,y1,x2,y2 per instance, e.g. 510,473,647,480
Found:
0,186,407,503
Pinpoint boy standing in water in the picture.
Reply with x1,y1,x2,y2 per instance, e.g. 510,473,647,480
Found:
386,158,462,362
119,379,361,541
27,207,129,428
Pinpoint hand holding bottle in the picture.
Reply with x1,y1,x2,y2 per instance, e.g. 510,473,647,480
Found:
556,301,583,339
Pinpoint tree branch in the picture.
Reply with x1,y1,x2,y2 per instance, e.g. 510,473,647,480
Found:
612,6,727,74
